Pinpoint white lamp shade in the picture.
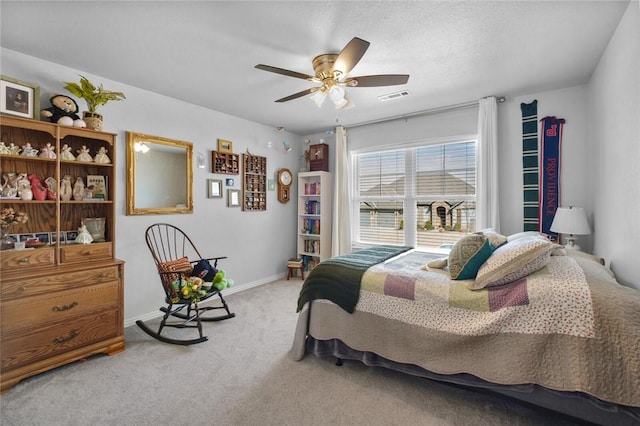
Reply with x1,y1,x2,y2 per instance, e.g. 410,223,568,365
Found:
550,207,591,235
329,85,348,109
310,91,327,108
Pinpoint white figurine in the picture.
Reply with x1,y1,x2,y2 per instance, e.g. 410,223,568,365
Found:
93,146,111,164
76,145,92,162
60,175,73,201
20,143,38,157
73,176,85,201
2,172,19,197
8,143,21,156
39,142,57,159
59,144,76,161
16,173,32,200
75,224,93,244
0,142,10,154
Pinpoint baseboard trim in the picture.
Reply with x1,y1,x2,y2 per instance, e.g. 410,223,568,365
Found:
124,272,287,328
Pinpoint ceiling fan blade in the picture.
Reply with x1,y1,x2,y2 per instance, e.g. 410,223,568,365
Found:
332,37,370,76
255,64,315,81
347,74,410,87
275,87,320,103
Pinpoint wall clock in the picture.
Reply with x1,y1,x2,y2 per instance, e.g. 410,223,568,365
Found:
277,168,293,203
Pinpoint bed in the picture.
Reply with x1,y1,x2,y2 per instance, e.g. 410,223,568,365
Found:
290,237,640,426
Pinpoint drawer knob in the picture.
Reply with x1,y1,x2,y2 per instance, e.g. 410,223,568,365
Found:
53,301,78,312
52,329,79,344
18,258,30,264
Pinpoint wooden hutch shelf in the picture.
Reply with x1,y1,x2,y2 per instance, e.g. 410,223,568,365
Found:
0,115,124,394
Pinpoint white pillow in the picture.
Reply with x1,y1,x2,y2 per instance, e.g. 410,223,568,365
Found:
469,236,553,290
507,231,546,242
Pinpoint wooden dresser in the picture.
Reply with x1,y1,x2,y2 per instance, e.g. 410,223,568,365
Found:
0,115,124,393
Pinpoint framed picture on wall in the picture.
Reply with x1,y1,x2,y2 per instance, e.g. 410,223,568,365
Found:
227,189,240,207
208,179,222,198
217,139,233,153
0,75,40,119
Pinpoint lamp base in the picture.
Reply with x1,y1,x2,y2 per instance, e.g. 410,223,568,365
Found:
564,236,581,251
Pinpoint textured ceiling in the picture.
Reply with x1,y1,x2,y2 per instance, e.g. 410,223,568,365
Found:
0,1,630,135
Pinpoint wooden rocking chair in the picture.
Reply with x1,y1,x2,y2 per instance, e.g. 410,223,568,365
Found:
136,223,235,345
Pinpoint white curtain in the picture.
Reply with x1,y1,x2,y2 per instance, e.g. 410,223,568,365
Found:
331,126,352,255
476,96,500,231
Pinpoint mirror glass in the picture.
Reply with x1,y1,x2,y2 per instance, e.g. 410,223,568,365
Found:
126,132,193,215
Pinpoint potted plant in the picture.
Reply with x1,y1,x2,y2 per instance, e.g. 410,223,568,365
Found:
63,75,125,130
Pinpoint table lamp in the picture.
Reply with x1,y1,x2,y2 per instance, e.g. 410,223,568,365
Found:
550,206,591,250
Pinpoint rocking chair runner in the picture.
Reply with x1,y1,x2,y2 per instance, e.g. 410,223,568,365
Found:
136,223,235,345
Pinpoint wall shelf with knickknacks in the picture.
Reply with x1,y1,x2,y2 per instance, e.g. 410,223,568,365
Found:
242,153,266,211
211,151,239,175
0,114,124,394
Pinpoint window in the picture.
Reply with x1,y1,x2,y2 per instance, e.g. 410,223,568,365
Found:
354,139,477,251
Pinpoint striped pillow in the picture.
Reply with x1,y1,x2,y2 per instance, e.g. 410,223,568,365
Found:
157,256,193,284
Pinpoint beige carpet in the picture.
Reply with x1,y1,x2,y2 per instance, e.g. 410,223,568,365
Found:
0,279,587,425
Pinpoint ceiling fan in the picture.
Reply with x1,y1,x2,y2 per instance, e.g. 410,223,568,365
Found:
255,37,409,109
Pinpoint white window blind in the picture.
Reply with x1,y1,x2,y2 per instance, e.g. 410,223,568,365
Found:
354,140,477,250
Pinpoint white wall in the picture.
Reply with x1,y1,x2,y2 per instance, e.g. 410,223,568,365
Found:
498,85,590,248
1,48,304,324
587,0,639,289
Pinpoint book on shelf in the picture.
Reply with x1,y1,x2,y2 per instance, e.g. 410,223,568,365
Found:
304,182,321,195
86,175,107,200
304,200,320,215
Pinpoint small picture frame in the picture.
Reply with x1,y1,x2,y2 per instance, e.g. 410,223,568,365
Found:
227,189,240,207
217,139,233,154
196,152,206,169
35,233,50,245
65,230,78,243
208,179,222,198
268,179,276,191
225,178,234,186
0,75,40,119
50,231,66,245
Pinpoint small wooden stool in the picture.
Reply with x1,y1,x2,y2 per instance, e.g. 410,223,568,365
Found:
287,264,304,280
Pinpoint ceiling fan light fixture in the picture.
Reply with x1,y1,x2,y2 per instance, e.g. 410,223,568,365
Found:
310,90,327,108
329,85,348,108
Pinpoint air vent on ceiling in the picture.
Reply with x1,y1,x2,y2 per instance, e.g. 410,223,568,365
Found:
378,90,410,102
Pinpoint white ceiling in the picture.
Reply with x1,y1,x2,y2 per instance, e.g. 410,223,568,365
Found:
0,1,630,135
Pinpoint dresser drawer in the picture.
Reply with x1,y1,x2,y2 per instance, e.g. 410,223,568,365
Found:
60,242,112,263
1,281,119,334
1,265,120,299
1,309,120,371
0,247,54,269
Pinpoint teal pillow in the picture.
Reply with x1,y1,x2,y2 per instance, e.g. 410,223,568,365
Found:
448,234,494,280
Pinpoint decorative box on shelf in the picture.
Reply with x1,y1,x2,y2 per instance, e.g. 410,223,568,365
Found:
309,143,329,172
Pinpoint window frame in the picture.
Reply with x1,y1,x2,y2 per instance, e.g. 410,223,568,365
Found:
351,135,478,249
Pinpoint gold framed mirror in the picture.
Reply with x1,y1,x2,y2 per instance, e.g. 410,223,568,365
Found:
126,132,193,215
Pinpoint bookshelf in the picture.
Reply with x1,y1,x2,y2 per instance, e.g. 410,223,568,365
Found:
297,171,332,271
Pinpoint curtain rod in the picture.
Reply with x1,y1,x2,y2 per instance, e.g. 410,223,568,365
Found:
344,96,505,130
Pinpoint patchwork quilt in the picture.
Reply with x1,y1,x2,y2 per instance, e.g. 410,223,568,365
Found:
357,251,595,337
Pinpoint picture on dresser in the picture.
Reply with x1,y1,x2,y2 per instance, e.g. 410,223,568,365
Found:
50,231,65,245
35,233,49,244
65,230,78,242
0,75,40,119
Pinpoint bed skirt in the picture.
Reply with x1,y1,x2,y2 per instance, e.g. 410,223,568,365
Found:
306,337,640,426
